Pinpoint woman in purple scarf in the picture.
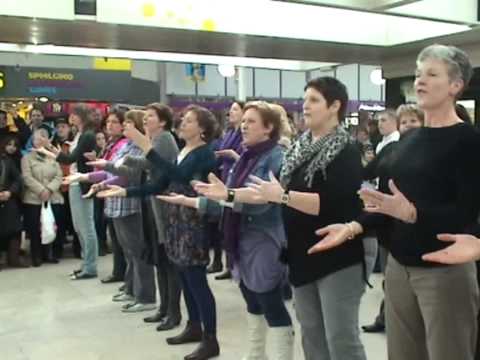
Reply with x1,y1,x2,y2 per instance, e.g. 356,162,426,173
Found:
208,100,245,278
158,101,294,360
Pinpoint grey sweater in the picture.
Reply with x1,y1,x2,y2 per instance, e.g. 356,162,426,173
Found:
122,131,179,243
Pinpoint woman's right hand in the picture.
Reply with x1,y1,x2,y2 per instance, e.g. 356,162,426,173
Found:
62,173,88,185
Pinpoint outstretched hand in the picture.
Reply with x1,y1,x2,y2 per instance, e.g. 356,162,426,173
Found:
96,185,127,198
194,173,228,201
247,171,284,203
422,234,480,264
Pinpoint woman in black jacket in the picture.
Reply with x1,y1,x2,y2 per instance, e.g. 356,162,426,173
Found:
0,137,25,269
37,104,99,280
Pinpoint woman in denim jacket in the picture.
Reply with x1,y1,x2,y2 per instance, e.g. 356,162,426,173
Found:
158,101,294,360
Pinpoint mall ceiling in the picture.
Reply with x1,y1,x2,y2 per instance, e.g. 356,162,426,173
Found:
0,14,479,67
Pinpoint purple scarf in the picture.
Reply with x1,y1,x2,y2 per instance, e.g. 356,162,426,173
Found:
218,128,244,181
222,139,277,263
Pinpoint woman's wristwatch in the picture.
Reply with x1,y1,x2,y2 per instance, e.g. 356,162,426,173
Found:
280,190,290,205
226,189,235,203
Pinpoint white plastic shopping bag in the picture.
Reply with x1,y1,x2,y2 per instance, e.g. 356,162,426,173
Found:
41,201,57,245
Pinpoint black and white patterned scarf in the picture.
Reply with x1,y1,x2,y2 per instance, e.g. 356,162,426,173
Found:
280,125,350,188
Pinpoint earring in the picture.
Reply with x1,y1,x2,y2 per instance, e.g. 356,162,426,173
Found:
200,133,206,140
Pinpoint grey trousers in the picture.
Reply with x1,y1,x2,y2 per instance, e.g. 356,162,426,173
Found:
294,264,367,360
113,213,156,304
157,244,182,319
386,255,479,360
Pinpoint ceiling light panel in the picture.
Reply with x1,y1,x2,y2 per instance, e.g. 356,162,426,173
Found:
96,0,470,46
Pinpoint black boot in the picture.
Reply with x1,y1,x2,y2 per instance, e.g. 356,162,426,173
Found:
157,315,182,331
361,321,385,333
166,321,203,345
7,236,29,268
362,300,385,333
184,334,220,360
207,260,223,274
214,270,232,280
144,310,167,323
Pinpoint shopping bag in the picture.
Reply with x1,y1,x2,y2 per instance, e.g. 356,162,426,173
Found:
41,201,57,245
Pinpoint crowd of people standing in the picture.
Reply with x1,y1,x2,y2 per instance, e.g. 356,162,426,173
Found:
1,43,480,360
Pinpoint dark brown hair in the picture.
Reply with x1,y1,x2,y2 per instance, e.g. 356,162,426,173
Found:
146,103,173,131
243,101,282,141
71,103,95,131
305,77,349,122
184,105,218,143
107,107,126,125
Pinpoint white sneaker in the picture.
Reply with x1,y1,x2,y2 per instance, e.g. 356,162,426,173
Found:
121,303,157,313
112,293,134,302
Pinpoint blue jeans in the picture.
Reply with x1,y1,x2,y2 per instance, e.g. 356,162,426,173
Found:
178,265,216,335
69,184,98,275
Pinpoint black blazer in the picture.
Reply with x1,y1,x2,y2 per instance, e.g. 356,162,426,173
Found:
56,130,96,194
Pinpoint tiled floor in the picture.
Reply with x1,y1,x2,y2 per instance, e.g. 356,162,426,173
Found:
0,255,387,360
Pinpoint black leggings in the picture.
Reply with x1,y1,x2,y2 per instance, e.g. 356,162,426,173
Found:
179,265,217,335
240,281,292,327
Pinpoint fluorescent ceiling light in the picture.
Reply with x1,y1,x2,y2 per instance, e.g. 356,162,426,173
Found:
97,0,471,46
0,43,336,71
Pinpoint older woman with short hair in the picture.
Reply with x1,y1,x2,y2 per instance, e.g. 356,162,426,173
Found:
310,44,480,360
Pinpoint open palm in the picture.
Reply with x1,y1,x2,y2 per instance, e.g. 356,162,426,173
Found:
422,234,480,264
308,224,351,254
194,173,228,201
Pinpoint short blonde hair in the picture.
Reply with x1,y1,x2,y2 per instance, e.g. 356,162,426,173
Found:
396,104,424,125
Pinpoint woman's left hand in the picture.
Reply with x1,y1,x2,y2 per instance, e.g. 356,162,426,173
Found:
82,183,105,199
358,179,416,223
156,192,187,205
46,144,61,156
422,234,480,264
86,159,108,169
96,185,127,198
193,173,228,201
34,146,56,158
123,123,151,153
247,171,284,203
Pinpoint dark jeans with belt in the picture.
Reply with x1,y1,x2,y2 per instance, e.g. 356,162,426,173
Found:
23,203,66,263
179,265,217,335
240,282,292,327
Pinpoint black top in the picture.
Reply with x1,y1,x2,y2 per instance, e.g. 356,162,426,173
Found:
56,130,96,194
363,141,397,193
145,143,216,186
358,123,480,267
283,143,365,287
